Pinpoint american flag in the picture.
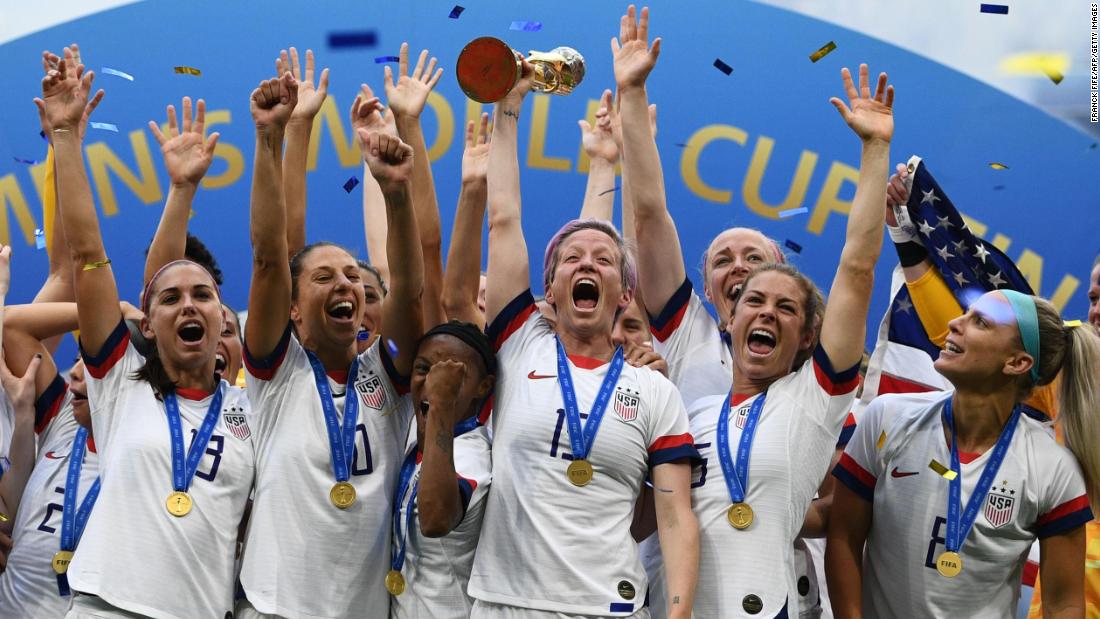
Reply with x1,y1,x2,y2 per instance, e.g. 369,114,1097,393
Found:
858,156,1033,408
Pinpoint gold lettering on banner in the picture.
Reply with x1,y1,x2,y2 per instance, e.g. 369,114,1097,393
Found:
85,131,162,216
308,96,361,170
0,174,38,245
202,110,245,190
806,160,858,235
425,92,455,163
742,136,818,219
527,95,572,171
680,124,749,203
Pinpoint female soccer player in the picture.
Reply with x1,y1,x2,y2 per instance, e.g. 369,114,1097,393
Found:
389,321,495,618
237,68,425,619
673,60,892,617
828,291,1099,617
39,58,255,618
468,8,700,617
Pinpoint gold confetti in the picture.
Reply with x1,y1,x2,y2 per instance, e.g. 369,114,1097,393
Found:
1064,319,1083,328
173,66,202,76
929,459,958,481
0,512,8,522
989,162,1009,170
809,41,837,63
1043,67,1064,85
876,430,886,450
999,52,1069,85
82,258,112,271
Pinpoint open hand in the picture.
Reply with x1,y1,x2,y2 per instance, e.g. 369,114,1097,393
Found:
35,56,100,135
349,83,396,137
612,5,661,91
149,97,220,186
462,113,491,184
250,73,298,131
37,45,103,142
385,42,443,119
358,130,414,190
278,47,329,123
829,64,894,143
580,89,620,164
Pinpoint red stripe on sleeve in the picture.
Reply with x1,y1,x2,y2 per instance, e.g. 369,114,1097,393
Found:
838,452,876,489
648,433,694,453
85,332,130,379
813,361,860,396
649,302,689,343
1037,495,1092,526
492,304,536,352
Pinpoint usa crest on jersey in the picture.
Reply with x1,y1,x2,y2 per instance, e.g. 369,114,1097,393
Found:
984,484,1016,529
356,374,388,410
614,388,640,422
223,408,251,440
734,403,751,430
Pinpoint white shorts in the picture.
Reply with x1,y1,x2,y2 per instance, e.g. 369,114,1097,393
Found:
471,600,651,619
64,594,148,619
235,598,285,618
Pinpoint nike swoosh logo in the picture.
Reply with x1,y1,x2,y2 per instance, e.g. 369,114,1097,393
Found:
44,451,66,460
891,467,919,478
527,371,557,380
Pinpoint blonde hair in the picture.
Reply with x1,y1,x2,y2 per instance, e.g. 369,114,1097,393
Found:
1029,298,1100,513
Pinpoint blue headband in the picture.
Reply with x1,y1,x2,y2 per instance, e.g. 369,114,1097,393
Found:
1000,290,1040,384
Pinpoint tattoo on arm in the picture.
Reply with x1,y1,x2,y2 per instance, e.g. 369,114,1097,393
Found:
673,596,680,605
503,110,520,120
433,430,453,455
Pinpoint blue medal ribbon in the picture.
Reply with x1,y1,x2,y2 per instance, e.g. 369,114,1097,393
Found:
554,338,624,464
164,385,225,494
943,397,1021,554
57,426,101,596
390,421,481,576
716,390,766,505
305,351,361,484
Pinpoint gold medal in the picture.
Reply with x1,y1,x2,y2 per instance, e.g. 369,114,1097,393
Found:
566,459,594,487
385,569,406,595
166,491,193,517
330,481,357,509
936,551,963,578
727,502,754,529
52,550,74,574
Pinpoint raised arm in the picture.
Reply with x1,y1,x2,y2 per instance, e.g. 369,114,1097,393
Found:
357,129,422,376
279,47,329,258
36,57,118,354
145,97,220,285
442,114,491,328
484,60,535,323
353,84,394,288
386,43,446,328
0,353,43,521
245,73,299,360
417,359,470,536
613,5,685,311
818,64,893,371
578,89,619,221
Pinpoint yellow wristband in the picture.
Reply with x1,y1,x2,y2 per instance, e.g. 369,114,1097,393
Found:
82,258,111,271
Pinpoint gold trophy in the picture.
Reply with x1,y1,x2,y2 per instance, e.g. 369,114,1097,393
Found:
456,37,585,104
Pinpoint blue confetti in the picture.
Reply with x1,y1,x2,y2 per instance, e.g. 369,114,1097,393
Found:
980,3,1008,14
40,130,47,141
644,480,674,493
343,176,360,193
598,186,621,196
89,122,119,132
328,31,379,49
386,338,399,357
35,228,46,249
101,67,134,81
992,185,1005,191
509,21,542,32
449,5,465,18
12,156,40,165
374,56,400,64
357,329,371,341
784,239,802,254
778,207,808,218
713,58,733,75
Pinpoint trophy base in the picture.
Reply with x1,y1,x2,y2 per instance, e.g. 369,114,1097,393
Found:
456,37,520,103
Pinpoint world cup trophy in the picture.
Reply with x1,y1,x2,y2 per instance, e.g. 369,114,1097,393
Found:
456,36,585,104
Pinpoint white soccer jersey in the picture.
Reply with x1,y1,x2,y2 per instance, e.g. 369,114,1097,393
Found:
0,374,100,618
648,278,732,407
66,320,256,619
688,346,859,618
834,392,1093,618
470,291,698,616
0,389,14,477
242,327,413,619
391,423,492,619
